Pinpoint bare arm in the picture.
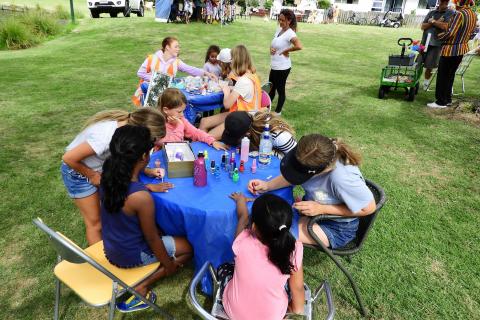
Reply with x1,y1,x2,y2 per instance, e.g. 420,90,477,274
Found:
220,85,240,110
62,142,101,186
293,199,376,217
288,264,305,314
421,22,431,31
282,37,303,56
247,175,292,195
229,192,254,237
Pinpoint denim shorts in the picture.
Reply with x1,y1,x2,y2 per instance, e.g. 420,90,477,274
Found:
318,219,359,249
60,162,97,199
139,236,176,265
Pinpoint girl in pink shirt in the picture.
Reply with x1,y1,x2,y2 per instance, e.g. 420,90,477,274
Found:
157,88,227,150
221,192,305,319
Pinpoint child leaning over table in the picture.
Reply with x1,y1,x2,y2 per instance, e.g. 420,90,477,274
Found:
156,88,228,150
100,125,192,313
219,192,305,319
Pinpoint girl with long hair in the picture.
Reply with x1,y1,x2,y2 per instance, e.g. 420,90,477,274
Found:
61,108,170,245
100,125,192,313
157,88,227,150
269,9,303,115
248,134,376,248
221,110,296,157
220,192,305,319
132,36,217,107
199,45,262,140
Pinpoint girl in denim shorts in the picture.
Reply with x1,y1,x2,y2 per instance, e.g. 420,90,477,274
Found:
248,134,376,249
61,108,168,245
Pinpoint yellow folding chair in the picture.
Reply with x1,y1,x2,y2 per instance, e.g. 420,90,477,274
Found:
33,218,173,320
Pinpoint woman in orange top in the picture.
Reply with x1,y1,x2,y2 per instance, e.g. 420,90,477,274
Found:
199,45,262,140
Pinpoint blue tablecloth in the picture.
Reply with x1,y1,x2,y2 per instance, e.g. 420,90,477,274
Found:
181,89,224,124
139,142,297,293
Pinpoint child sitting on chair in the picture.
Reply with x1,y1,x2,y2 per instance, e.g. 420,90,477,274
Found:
220,192,305,319
221,110,297,158
100,125,192,312
157,88,227,150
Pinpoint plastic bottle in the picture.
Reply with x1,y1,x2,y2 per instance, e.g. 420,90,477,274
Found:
232,168,239,183
258,124,272,168
221,154,226,169
193,153,207,187
251,159,257,173
239,160,245,173
214,165,221,180
210,160,216,174
240,136,250,164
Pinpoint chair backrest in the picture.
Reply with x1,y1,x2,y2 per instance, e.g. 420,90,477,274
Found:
456,54,475,76
260,90,272,111
261,81,272,93
33,218,129,289
353,179,386,250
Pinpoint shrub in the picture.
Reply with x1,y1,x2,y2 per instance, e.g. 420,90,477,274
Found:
248,0,259,8
0,18,38,49
54,5,70,20
21,10,61,37
317,0,331,9
264,0,273,10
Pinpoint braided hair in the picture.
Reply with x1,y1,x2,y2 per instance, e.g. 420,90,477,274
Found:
101,125,153,213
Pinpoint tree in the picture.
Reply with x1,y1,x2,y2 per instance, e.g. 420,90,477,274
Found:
317,0,330,9
248,0,259,7
264,0,273,10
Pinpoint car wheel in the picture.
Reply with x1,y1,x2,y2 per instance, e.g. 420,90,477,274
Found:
407,87,415,101
90,9,99,18
393,23,400,28
124,1,131,17
137,2,144,17
110,11,118,18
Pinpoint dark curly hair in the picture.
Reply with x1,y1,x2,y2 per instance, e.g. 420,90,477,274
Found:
251,194,296,275
101,125,153,213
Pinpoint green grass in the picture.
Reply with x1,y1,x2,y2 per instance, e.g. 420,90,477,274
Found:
1,15,479,320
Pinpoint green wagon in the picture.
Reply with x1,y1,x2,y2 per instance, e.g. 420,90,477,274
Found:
378,38,422,102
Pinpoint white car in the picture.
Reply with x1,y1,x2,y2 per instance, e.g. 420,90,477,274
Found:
87,0,145,18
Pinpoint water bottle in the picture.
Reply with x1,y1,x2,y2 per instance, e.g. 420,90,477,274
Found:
193,152,207,187
258,124,272,168
240,136,250,164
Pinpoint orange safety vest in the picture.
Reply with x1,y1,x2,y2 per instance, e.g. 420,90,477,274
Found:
132,54,179,107
230,73,262,113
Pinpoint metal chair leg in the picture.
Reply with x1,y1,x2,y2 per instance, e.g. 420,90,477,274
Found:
54,255,62,320
54,278,61,320
328,253,367,316
462,75,465,94
108,282,118,320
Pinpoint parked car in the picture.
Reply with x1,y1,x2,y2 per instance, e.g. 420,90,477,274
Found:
87,0,145,18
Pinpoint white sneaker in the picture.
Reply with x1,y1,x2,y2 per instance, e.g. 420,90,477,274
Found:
427,102,447,109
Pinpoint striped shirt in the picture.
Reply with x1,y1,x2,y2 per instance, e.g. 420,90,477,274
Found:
439,7,477,57
271,130,297,158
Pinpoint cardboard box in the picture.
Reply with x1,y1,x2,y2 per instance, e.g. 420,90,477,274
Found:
163,142,195,178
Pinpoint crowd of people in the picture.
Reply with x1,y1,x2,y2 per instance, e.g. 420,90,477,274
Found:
58,2,479,317
169,0,237,24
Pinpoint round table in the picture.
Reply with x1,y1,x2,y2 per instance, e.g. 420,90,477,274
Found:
140,142,297,293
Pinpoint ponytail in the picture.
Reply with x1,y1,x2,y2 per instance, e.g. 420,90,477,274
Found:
83,110,129,129
334,138,362,166
101,125,153,213
251,194,296,275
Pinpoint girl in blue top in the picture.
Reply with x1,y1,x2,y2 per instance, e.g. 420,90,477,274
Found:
100,125,192,312
248,134,376,248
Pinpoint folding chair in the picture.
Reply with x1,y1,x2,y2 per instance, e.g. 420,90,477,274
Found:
261,81,273,93
304,179,386,317
33,218,173,320
261,90,272,111
425,53,477,94
188,261,335,320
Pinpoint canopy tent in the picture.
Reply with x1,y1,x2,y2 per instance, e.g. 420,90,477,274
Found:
155,0,172,22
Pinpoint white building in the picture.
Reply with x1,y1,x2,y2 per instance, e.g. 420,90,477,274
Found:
329,0,435,14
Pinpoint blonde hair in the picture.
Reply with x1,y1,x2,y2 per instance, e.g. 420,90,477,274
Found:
219,61,232,80
231,45,256,77
83,108,166,140
248,111,295,150
296,134,362,169
157,88,187,115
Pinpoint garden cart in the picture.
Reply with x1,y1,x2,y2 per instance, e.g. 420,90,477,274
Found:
378,38,422,101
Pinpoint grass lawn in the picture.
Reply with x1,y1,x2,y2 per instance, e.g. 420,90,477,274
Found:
1,13,479,320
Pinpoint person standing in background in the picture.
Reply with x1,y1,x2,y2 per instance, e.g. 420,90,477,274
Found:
418,0,454,90
427,0,477,109
268,9,303,115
